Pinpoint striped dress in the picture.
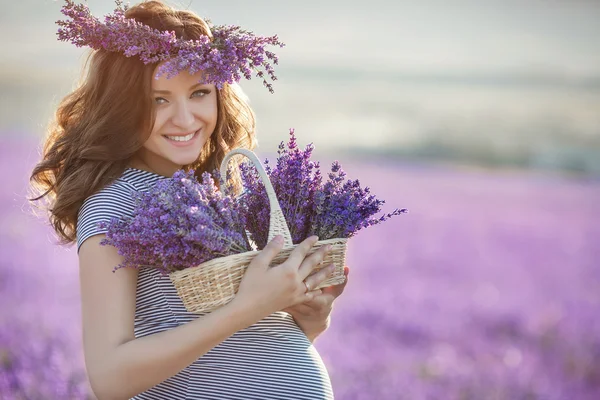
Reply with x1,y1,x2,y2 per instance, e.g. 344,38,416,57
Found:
76,167,334,400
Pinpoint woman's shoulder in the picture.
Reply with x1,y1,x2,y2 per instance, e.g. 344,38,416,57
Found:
119,167,165,191
80,167,164,209
75,168,163,253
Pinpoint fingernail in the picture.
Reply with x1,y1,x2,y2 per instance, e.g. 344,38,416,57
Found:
325,244,333,251
274,235,283,244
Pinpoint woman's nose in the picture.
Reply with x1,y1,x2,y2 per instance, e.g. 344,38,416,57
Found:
171,101,195,129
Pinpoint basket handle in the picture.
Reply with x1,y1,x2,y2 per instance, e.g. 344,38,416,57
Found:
219,148,294,247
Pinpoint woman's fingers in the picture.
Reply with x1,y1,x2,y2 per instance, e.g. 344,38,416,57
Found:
284,235,319,270
304,263,335,291
298,244,332,279
275,237,337,303
283,292,332,315
282,296,321,315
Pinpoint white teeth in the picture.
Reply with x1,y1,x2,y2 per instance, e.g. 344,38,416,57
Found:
165,132,195,142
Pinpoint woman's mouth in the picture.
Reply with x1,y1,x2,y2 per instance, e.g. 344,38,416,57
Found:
163,129,200,146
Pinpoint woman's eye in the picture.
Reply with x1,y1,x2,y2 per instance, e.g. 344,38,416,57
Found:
154,97,168,105
192,89,210,98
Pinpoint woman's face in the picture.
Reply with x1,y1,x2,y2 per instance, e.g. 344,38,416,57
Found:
135,68,218,176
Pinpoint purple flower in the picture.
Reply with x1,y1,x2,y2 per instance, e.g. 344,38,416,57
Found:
98,169,251,274
309,160,407,239
56,0,285,93
0,323,92,398
240,129,407,249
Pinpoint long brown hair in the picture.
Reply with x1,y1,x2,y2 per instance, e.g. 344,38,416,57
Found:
29,0,257,245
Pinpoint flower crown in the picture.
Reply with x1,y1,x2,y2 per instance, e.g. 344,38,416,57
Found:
56,0,285,93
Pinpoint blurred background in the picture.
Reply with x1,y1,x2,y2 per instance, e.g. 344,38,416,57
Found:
1,0,599,399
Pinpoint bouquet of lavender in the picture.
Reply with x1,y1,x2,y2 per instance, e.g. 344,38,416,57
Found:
239,129,408,250
99,169,251,275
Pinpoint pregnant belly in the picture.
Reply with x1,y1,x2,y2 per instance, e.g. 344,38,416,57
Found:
188,324,335,400
133,306,335,400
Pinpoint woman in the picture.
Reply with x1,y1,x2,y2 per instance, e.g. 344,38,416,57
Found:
29,1,348,399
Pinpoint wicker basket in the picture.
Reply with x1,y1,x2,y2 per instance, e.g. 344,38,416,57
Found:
169,148,348,314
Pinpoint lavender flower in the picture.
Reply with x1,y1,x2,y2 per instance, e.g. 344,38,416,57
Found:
309,161,407,239
99,169,251,275
0,324,92,399
240,129,323,248
238,160,271,249
239,129,407,249
56,0,285,93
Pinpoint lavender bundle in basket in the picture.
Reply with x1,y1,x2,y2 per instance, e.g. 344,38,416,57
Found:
238,130,323,248
239,129,408,249
98,169,251,275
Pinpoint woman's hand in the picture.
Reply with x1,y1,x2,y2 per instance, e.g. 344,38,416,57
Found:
233,235,334,320
283,266,350,342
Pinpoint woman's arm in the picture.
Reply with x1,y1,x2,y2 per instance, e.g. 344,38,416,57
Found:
79,235,263,400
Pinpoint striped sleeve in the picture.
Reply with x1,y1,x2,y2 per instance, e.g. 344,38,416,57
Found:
76,180,137,253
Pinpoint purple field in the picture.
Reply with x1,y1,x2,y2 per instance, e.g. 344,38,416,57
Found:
1,137,599,399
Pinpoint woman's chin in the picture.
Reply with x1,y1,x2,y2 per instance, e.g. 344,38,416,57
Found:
168,154,201,169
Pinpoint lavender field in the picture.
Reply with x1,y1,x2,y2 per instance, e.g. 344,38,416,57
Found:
1,136,599,399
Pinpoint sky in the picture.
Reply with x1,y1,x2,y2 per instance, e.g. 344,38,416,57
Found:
1,0,599,79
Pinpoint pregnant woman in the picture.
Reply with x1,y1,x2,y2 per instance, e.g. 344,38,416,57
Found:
29,1,349,398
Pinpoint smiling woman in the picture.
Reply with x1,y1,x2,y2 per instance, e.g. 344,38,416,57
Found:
26,1,339,399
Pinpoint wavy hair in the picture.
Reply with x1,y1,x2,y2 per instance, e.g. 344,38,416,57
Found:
29,0,257,245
